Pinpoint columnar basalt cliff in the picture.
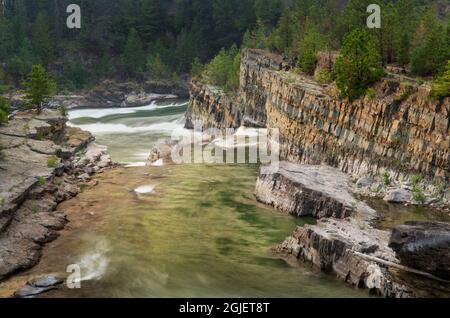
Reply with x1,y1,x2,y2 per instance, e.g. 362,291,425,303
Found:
186,49,450,183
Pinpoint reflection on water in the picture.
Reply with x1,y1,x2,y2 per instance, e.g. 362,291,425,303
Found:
30,165,368,298
366,199,450,230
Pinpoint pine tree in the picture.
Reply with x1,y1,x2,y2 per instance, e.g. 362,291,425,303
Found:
190,58,204,79
31,12,54,65
22,65,56,114
398,32,410,67
135,0,164,42
254,0,282,27
411,11,447,76
297,24,325,75
270,10,294,53
123,28,145,78
335,28,384,100
147,53,168,80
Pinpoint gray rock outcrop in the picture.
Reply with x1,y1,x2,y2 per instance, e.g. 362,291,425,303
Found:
256,162,416,297
389,221,450,280
0,110,112,281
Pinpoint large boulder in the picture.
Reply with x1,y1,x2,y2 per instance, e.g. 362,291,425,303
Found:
389,221,450,280
384,189,412,203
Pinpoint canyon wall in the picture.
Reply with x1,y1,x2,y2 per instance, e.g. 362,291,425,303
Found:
186,49,450,182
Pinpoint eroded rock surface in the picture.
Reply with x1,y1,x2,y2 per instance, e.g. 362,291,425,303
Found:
256,163,360,219
0,110,112,281
13,274,64,298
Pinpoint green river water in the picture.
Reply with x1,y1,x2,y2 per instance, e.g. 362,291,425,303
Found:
2,100,447,298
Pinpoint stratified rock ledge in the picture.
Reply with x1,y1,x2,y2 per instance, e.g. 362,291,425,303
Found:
256,162,416,298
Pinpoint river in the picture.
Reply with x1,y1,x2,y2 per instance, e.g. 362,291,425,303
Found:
0,100,372,297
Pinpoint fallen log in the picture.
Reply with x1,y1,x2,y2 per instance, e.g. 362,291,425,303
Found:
353,251,450,284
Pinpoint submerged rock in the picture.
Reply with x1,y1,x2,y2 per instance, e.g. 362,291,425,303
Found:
134,186,155,195
389,221,450,280
13,275,64,298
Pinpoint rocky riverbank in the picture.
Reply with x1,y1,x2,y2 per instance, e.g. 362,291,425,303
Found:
256,162,414,297
184,48,450,297
0,109,113,282
5,79,189,111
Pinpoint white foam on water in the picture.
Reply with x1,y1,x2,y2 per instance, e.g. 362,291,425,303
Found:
134,185,155,194
68,120,185,134
68,101,188,120
124,162,147,168
150,159,164,167
78,239,110,282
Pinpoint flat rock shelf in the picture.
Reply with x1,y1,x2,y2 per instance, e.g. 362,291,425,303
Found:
255,161,449,298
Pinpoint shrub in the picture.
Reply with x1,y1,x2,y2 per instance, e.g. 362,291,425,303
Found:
391,134,402,145
364,87,376,102
0,96,9,124
410,175,422,187
47,155,58,168
38,176,46,186
397,83,414,102
431,60,450,98
59,105,68,117
204,46,241,93
315,70,332,84
382,172,391,186
412,185,426,204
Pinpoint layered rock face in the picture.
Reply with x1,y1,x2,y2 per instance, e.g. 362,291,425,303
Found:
247,49,449,182
186,49,449,183
185,82,242,130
